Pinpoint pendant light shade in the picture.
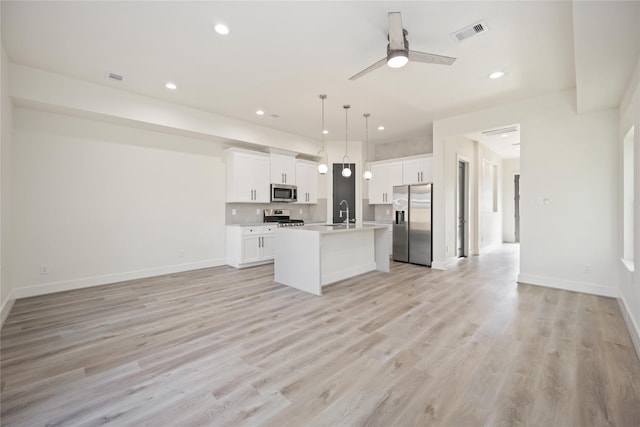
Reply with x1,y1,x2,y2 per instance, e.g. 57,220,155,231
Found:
363,113,372,180
317,94,328,175
342,105,351,178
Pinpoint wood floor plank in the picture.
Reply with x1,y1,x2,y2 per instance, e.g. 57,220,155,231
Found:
2,244,639,426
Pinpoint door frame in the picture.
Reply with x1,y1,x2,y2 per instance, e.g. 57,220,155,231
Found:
514,173,521,243
456,155,470,258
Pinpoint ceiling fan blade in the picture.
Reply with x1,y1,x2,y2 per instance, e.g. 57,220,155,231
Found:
408,50,456,66
388,12,405,50
349,57,387,80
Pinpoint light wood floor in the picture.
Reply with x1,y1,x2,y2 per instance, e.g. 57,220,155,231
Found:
1,244,639,426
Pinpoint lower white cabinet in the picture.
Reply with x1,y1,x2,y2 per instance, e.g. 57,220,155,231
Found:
227,225,276,268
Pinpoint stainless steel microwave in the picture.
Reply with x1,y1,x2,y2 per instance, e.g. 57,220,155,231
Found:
271,184,297,203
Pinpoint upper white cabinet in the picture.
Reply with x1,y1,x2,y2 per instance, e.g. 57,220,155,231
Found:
270,153,296,185
295,160,318,204
368,154,433,204
403,155,433,184
368,161,403,204
226,148,270,203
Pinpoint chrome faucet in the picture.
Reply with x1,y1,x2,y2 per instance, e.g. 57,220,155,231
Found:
339,199,350,223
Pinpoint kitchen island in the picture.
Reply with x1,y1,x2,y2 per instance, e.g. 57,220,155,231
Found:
274,224,390,295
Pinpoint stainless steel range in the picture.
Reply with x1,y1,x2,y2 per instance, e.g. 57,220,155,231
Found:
263,209,305,227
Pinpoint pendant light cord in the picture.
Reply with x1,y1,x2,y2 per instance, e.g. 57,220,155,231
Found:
343,105,350,167
319,94,326,157
364,113,370,163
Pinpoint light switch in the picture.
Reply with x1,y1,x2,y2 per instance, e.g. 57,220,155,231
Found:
232,209,237,215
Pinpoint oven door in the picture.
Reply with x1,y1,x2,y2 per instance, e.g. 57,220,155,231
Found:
271,184,297,203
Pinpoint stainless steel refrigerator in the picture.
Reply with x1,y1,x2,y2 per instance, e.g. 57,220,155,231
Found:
392,184,432,266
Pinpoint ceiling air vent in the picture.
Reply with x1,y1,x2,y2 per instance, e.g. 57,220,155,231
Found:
451,21,487,42
105,72,124,82
481,125,518,137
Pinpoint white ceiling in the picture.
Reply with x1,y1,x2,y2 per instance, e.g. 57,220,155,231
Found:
2,1,639,156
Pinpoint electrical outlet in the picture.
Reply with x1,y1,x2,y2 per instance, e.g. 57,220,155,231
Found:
178,251,185,259
386,209,390,215
299,209,303,214
584,265,590,273
232,209,236,215
40,265,48,275
256,209,260,215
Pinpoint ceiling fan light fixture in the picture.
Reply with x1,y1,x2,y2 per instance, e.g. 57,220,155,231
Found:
387,50,409,68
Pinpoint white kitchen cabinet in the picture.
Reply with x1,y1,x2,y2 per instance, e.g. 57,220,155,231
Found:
368,161,403,204
270,153,296,185
295,160,318,204
226,149,270,203
227,224,277,268
403,155,433,184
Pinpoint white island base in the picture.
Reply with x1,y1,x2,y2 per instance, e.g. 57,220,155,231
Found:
274,224,390,296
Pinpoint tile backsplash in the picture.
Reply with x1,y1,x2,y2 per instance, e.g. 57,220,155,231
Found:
226,199,328,225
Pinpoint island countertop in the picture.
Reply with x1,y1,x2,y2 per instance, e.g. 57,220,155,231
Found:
285,223,389,234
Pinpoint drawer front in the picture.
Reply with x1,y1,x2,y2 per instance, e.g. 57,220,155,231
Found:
241,225,276,235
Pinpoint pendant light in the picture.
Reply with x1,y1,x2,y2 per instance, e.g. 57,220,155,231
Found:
363,113,372,180
317,94,328,175
341,105,352,178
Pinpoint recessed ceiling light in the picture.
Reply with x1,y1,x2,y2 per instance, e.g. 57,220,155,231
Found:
489,71,505,79
378,126,385,131
322,130,329,135
501,134,509,138
256,110,265,116
165,82,177,90
214,24,230,35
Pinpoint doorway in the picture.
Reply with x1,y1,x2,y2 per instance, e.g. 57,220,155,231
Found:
514,174,520,243
457,160,469,257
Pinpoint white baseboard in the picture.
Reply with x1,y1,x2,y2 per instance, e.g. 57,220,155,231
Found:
12,258,226,299
517,273,619,298
1,289,16,329
618,297,640,362
432,256,464,271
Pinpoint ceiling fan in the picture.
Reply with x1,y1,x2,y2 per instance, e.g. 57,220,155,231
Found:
349,12,456,80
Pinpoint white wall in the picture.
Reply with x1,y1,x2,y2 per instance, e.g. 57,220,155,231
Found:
1,29,16,322
433,89,619,297
502,158,521,243
618,55,640,354
10,108,227,298
478,144,503,251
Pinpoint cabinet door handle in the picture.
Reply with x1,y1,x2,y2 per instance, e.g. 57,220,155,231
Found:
284,173,287,183
418,172,420,182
